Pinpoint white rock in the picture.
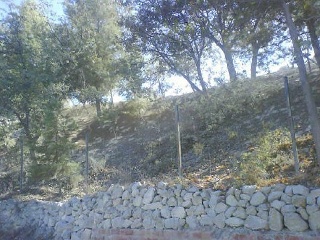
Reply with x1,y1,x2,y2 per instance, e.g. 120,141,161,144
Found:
241,185,256,196
133,196,143,207
186,216,198,229
250,192,266,206
244,215,268,230
171,207,186,219
226,195,238,207
143,187,155,204
267,191,283,202
284,212,309,232
309,211,320,230
225,217,244,227
292,185,309,196
269,208,283,231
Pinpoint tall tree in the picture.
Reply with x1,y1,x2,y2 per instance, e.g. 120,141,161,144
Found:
0,0,65,160
63,0,121,116
282,0,320,165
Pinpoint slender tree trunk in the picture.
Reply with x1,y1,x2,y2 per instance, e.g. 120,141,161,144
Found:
282,0,320,165
251,41,259,79
222,46,237,82
195,60,207,92
306,19,320,70
95,98,102,117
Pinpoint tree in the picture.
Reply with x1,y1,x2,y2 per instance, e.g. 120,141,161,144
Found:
294,0,320,69
125,0,213,92
0,0,65,161
282,0,320,165
63,0,121,116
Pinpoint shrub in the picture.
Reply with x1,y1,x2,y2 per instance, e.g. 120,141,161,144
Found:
236,128,292,185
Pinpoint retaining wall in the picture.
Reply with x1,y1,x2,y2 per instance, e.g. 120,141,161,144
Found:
1,182,320,239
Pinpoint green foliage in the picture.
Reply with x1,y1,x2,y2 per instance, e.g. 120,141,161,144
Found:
236,128,292,185
122,98,150,118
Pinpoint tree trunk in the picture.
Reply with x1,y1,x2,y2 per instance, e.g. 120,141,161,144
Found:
195,60,207,92
95,98,102,117
222,46,237,82
306,19,320,70
282,0,320,165
251,41,259,79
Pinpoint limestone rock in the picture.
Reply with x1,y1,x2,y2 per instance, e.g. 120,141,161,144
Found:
244,215,268,230
225,217,244,227
271,200,285,210
233,207,247,219
267,191,283,202
226,195,238,207
309,211,320,230
213,213,225,228
215,202,228,213
283,212,309,232
143,187,155,204
292,185,309,196
241,185,256,196
292,195,306,208
269,208,283,231
250,192,266,206
171,207,186,219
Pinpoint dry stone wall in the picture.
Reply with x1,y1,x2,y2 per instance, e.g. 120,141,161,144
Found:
1,183,320,239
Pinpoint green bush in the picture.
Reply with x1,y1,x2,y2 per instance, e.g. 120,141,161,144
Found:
236,128,292,185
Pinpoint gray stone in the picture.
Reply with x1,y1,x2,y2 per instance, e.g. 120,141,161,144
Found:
111,217,124,228
284,212,309,232
164,218,184,229
81,229,92,240
160,207,171,219
143,187,155,204
142,202,163,210
292,195,306,208
271,200,285,210
260,186,272,195
233,207,247,219
317,197,320,206
213,213,225,228
257,210,268,221
281,204,296,214
131,219,142,229
309,211,320,230
225,206,237,218
284,185,294,196
238,200,248,208
306,205,319,215
199,215,214,226
292,185,309,196
171,207,186,219
143,217,155,229
209,195,219,208
297,207,308,221
225,217,244,227
250,192,266,206
186,216,199,229
215,202,228,213
101,219,111,229
226,195,238,207
246,206,257,216
281,194,292,204
269,208,283,231
240,194,251,201
241,185,256,196
112,185,124,199
133,196,143,207
273,184,286,192
167,197,177,207
244,215,268,230
192,195,203,206
182,200,192,208
267,191,283,202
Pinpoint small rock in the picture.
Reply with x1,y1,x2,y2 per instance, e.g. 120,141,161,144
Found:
250,192,266,206
225,217,244,227
292,185,309,196
268,191,283,202
233,207,247,219
292,195,306,208
143,188,155,204
215,202,228,214
171,207,186,219
213,213,225,228
241,185,256,196
271,200,286,210
226,195,238,207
